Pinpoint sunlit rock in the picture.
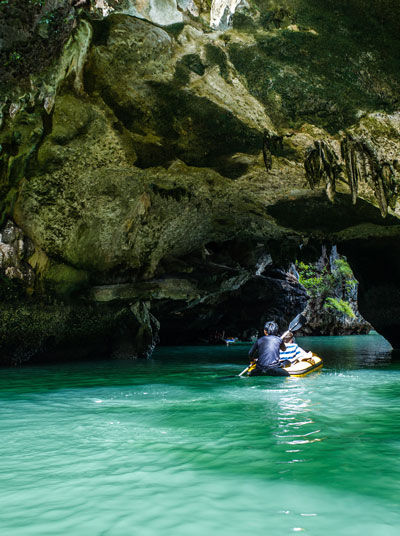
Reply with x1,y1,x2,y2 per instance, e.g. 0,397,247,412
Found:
210,0,242,29
111,0,184,25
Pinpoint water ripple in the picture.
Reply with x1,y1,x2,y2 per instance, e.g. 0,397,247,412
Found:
0,335,399,535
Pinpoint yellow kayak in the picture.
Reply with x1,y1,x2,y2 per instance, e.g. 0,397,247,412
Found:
246,354,323,377
282,354,323,377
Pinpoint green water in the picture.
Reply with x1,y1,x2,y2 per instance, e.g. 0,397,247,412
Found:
1,334,400,535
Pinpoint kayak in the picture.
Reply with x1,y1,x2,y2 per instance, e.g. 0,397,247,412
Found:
282,354,323,377
246,354,323,377
223,340,257,346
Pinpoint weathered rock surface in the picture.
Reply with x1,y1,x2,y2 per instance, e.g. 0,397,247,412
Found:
295,246,371,336
1,1,400,363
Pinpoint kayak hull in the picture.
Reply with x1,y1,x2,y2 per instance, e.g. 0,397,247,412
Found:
283,355,323,377
247,355,323,377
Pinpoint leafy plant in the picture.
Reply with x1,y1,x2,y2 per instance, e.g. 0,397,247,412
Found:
324,297,355,318
332,258,357,291
297,256,358,319
8,51,22,62
297,261,334,298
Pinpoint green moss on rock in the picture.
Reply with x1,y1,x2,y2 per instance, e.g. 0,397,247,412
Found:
228,0,400,132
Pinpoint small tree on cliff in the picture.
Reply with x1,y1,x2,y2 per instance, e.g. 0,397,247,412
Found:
297,257,356,318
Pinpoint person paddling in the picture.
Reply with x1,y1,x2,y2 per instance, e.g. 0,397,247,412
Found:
248,321,290,376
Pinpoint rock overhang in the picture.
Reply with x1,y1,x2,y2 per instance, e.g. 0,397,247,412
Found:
1,2,400,361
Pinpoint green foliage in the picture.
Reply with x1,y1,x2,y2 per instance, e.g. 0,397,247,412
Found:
297,256,357,318
332,257,357,292
324,297,355,318
40,12,56,25
297,261,333,298
4,51,22,66
333,257,353,278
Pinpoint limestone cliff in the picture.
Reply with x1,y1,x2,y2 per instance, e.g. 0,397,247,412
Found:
294,247,371,336
1,0,400,363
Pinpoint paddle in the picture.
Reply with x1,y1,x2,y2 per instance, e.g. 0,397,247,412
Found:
236,313,306,378
281,312,305,341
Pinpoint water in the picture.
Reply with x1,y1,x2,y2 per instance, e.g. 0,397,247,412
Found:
1,333,399,535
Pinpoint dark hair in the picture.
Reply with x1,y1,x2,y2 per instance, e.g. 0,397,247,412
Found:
264,321,278,335
283,331,294,344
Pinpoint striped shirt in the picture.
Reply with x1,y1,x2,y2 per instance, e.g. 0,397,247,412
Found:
279,343,306,362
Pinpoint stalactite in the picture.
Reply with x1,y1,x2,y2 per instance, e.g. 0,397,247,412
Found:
340,135,399,218
341,136,359,204
262,129,283,171
305,134,400,218
304,140,341,202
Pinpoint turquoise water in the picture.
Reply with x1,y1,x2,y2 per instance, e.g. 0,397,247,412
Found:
1,334,400,535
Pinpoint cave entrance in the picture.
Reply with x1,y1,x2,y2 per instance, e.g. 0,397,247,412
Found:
152,190,400,350
154,239,370,347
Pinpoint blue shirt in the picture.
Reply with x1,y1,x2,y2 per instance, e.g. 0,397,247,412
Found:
249,335,284,369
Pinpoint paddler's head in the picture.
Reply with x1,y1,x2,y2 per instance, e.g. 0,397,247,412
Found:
264,321,278,336
283,331,294,344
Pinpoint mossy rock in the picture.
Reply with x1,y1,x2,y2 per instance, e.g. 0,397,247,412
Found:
227,0,400,132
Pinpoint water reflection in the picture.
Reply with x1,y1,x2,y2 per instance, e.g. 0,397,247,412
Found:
274,385,323,456
297,334,392,368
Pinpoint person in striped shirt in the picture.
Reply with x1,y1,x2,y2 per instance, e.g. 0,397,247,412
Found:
279,331,312,364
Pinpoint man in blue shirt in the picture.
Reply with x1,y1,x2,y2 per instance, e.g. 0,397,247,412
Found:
248,321,290,376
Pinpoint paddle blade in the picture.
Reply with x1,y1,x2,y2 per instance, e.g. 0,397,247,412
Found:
288,313,306,332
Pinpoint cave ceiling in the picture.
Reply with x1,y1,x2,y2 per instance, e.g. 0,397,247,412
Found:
1,0,400,362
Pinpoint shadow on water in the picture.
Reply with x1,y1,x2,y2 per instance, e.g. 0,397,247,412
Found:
0,345,249,395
